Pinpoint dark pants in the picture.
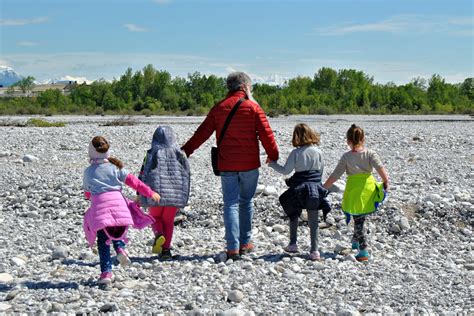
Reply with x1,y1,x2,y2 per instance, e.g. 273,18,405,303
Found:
97,229,125,273
352,216,367,250
289,209,319,252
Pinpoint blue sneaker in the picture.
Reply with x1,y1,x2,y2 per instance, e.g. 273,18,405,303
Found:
355,249,369,262
351,242,360,250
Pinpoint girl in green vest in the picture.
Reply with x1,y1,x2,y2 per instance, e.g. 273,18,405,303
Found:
323,124,389,261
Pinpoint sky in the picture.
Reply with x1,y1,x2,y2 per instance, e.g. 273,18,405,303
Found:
0,0,473,84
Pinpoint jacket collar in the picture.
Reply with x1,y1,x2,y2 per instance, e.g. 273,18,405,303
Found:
226,90,248,99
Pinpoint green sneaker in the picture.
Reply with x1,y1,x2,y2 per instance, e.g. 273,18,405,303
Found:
152,235,166,254
355,249,369,262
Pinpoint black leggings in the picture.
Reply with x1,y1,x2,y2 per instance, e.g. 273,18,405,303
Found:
289,210,319,252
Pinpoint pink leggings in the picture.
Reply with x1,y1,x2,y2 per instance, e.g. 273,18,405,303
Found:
149,206,178,249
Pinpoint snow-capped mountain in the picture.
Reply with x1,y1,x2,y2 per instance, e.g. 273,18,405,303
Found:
0,66,23,87
253,74,288,87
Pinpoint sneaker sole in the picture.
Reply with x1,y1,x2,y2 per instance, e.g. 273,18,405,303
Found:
152,235,166,254
98,278,112,285
356,257,369,262
239,247,254,255
117,253,131,266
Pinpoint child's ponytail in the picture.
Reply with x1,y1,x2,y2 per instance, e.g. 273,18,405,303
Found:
108,157,124,169
347,124,365,147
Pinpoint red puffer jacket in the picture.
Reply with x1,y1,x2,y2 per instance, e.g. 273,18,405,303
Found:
182,90,279,172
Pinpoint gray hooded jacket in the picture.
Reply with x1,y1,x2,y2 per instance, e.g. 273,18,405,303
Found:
139,126,191,208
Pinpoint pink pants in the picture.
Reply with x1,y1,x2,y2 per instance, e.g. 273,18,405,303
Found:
149,206,178,249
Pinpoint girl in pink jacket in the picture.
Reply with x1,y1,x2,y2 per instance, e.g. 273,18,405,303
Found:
83,136,160,286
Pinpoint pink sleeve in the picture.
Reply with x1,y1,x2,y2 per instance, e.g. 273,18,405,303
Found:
125,174,154,198
84,191,91,200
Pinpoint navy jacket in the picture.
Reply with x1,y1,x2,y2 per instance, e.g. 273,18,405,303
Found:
279,170,331,220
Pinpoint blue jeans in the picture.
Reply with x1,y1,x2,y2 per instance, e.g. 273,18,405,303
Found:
220,169,259,251
97,229,125,273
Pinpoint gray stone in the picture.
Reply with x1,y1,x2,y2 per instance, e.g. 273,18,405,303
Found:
10,257,26,266
399,217,410,230
464,263,474,271
100,303,118,312
227,290,244,303
4,289,20,301
0,303,12,312
263,186,278,197
22,154,39,162
272,224,286,233
52,246,68,259
0,273,13,283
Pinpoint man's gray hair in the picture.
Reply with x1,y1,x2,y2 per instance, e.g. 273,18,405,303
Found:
226,72,252,92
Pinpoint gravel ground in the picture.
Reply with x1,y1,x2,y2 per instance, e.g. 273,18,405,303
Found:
0,115,472,315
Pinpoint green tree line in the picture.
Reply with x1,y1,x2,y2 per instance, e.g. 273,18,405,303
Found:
1,65,472,115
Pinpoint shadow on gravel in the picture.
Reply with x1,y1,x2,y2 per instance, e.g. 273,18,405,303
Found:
61,259,97,267
129,254,215,263
0,284,13,293
21,280,80,290
255,253,287,262
172,254,215,262
256,251,338,262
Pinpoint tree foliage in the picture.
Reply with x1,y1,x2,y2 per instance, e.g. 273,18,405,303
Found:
0,66,472,115
14,76,36,94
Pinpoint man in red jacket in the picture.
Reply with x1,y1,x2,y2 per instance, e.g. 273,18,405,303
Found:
181,72,279,260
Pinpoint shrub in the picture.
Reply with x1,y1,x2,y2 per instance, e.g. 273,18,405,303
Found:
100,116,138,126
27,118,65,127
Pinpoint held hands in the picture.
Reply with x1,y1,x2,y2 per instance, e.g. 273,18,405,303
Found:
265,157,274,164
151,192,161,203
383,181,389,191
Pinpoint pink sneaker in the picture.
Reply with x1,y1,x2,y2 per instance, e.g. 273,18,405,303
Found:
116,248,131,266
283,244,299,253
98,272,113,285
309,251,321,261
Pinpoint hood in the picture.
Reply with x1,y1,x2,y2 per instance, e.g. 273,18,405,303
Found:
152,126,176,148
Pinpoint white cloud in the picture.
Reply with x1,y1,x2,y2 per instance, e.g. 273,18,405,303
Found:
124,23,149,32
17,41,39,47
0,17,48,26
315,15,473,37
225,67,237,73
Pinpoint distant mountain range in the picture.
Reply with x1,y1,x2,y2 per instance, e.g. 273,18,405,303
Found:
253,74,288,86
0,65,287,88
0,66,23,87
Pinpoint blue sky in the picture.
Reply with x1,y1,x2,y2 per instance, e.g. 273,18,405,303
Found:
1,0,473,84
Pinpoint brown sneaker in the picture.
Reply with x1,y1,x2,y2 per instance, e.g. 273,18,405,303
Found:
239,243,254,255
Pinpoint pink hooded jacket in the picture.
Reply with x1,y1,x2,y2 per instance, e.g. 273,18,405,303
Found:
83,174,155,247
